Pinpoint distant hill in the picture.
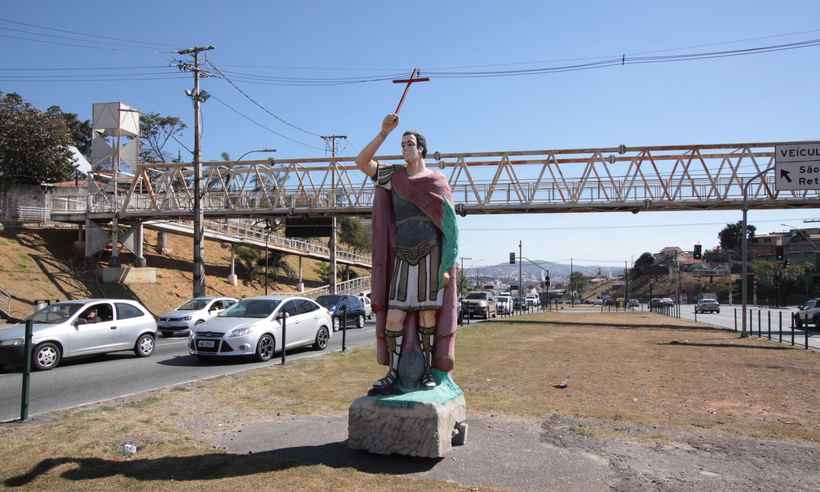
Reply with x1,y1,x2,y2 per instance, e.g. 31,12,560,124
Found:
465,260,620,282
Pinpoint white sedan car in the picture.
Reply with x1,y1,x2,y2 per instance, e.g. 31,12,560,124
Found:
157,296,238,337
189,295,333,362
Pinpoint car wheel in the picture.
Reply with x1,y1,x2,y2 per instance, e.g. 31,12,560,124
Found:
332,317,340,332
313,326,330,351
134,333,155,357
33,342,61,371
255,334,275,362
356,314,365,329
160,330,170,338
195,319,205,325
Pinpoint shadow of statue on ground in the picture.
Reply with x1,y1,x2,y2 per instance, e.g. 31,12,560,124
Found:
5,442,441,487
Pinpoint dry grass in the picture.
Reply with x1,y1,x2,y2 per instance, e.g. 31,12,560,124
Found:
1,316,818,490
513,310,705,327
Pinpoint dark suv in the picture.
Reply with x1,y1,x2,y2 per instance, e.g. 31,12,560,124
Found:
316,295,367,331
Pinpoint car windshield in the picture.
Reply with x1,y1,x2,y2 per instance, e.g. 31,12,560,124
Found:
316,295,344,308
28,303,83,324
466,293,488,300
177,299,210,311
221,299,280,318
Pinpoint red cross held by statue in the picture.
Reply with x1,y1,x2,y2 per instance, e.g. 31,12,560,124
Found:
392,68,430,114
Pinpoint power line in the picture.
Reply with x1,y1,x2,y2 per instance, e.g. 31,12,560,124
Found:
426,38,820,79
0,65,171,72
0,33,121,51
0,16,175,50
206,60,324,139
0,75,188,82
210,94,325,151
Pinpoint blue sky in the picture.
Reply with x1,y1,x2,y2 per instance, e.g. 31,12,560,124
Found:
3,1,820,268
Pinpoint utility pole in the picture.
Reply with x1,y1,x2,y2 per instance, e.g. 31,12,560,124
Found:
518,240,523,300
322,135,347,294
177,45,214,298
460,257,472,295
624,260,629,310
570,257,574,306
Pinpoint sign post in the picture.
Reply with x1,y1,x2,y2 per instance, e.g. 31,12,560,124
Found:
774,142,820,191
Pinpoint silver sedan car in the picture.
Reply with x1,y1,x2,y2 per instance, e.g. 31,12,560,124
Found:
0,299,157,371
189,295,333,362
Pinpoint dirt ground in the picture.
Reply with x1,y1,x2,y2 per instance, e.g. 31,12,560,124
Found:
0,314,818,490
0,227,367,318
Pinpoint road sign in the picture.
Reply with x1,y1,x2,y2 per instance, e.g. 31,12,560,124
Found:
774,142,820,191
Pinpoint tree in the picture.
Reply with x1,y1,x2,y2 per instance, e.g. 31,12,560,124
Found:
139,112,187,163
703,246,729,263
234,245,295,285
633,252,655,277
569,271,589,298
338,217,371,253
719,221,756,252
0,92,74,185
47,105,91,156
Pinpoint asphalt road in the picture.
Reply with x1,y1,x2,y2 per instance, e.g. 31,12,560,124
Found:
0,322,378,422
677,303,819,350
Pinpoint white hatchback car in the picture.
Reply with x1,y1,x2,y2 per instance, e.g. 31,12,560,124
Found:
157,296,238,337
0,299,157,371
189,295,333,362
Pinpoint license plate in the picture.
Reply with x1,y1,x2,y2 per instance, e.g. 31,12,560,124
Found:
197,340,215,348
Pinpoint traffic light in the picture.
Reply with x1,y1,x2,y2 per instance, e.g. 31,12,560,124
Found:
693,244,702,259
509,252,516,264
543,276,550,289
775,245,784,261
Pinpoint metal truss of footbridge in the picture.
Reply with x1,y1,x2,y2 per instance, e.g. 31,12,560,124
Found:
51,140,820,223
142,219,371,269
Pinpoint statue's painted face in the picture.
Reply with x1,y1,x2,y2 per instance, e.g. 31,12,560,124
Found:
401,134,421,163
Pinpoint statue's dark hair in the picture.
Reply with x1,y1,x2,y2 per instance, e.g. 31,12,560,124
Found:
402,131,427,158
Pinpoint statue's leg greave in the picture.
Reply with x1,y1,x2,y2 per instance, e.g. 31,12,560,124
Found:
371,330,402,393
419,326,437,389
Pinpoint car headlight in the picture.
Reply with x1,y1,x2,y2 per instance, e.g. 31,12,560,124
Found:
0,338,24,347
228,327,252,338
183,315,192,321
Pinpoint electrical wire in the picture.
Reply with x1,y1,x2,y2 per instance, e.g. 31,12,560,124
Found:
0,65,172,71
0,16,176,50
206,60,325,139
210,93,325,151
0,33,122,51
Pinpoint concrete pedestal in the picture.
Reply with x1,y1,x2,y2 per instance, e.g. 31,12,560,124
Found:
348,370,467,458
227,274,238,286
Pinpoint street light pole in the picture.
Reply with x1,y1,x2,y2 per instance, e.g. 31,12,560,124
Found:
741,165,774,337
460,257,472,295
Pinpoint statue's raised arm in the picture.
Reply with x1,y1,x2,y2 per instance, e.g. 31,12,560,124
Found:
355,113,399,178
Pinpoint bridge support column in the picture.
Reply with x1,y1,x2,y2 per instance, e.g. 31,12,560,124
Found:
329,217,337,294
84,218,108,260
298,256,304,292
158,231,170,255
133,222,146,267
228,245,238,286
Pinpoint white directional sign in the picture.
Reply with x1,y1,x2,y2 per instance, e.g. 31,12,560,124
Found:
774,142,820,191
